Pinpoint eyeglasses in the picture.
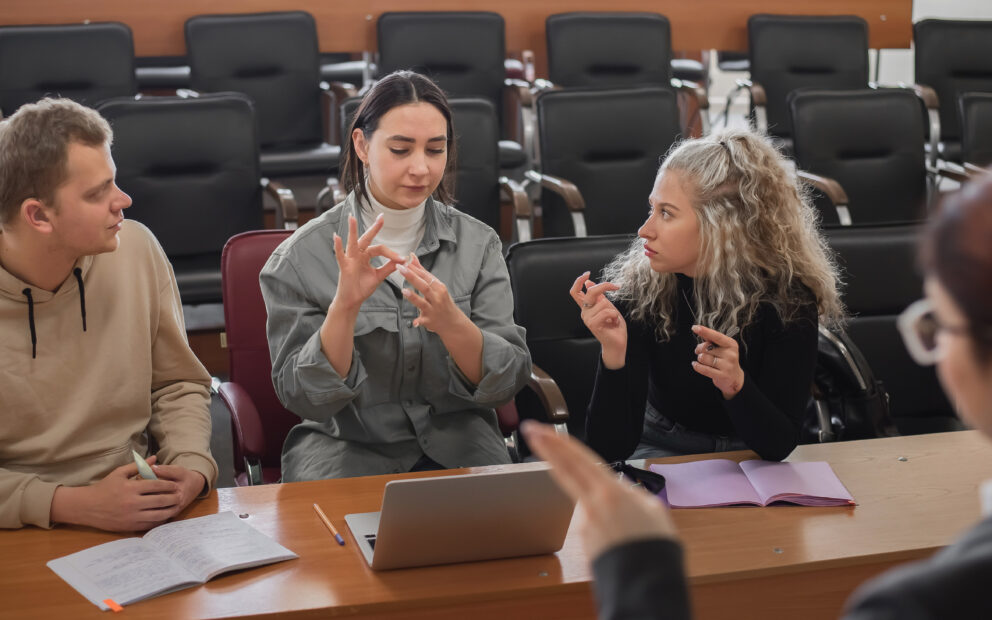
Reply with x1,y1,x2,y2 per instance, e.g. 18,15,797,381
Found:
897,298,970,366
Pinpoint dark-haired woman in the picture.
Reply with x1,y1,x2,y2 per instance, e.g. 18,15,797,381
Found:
261,71,530,480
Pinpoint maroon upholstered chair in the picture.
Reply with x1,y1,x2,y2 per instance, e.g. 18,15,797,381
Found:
219,230,296,486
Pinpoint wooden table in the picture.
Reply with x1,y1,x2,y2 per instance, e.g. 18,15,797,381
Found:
2,431,988,619
5,0,912,73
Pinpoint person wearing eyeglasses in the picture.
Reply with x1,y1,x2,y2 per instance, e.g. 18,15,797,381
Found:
572,128,844,463
525,172,992,620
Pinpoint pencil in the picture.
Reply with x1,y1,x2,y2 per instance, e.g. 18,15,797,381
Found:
313,503,345,546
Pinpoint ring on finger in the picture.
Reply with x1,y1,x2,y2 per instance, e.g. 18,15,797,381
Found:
582,302,593,309
427,277,437,290
711,356,718,369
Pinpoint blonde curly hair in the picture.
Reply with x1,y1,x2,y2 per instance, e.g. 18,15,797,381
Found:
604,127,845,341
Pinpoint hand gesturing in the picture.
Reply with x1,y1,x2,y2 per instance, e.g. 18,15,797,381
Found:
333,214,405,311
691,324,746,399
398,254,467,336
570,271,627,369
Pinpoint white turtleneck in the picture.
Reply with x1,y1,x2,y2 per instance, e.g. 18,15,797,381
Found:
360,190,427,288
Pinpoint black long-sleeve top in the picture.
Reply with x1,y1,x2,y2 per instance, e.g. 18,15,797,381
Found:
586,274,818,462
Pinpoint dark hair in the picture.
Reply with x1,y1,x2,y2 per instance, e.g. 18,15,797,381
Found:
341,71,456,206
922,173,992,362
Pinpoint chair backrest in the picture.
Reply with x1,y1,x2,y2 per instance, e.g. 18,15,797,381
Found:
748,14,869,141
789,89,928,226
98,93,263,304
185,11,322,149
450,98,501,232
536,86,680,237
959,91,992,167
824,224,957,434
222,230,298,477
545,12,672,89
377,12,506,116
0,22,136,116
914,19,992,145
505,235,634,439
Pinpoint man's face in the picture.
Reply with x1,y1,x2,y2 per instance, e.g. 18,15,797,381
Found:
46,142,131,257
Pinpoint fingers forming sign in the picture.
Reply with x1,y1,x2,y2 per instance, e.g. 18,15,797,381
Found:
398,253,465,334
569,271,627,369
690,324,745,400
333,214,406,310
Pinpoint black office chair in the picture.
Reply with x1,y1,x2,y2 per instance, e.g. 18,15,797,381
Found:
824,224,961,435
376,11,530,170
529,86,681,238
738,14,869,153
959,92,992,169
544,12,709,136
0,22,136,117
185,11,345,191
506,235,634,443
914,19,992,164
789,89,942,226
97,93,296,306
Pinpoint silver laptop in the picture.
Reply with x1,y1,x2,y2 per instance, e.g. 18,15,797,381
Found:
345,464,575,570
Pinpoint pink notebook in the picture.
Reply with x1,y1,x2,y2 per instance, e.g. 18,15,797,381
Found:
648,459,855,508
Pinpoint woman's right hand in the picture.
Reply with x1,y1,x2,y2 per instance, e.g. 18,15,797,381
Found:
331,214,405,312
570,271,627,369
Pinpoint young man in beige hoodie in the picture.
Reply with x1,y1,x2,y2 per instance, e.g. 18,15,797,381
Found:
0,98,217,531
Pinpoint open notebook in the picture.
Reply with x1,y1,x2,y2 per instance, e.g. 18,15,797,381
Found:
649,459,855,507
47,511,297,610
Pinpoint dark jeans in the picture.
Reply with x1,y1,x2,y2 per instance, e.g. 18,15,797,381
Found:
631,402,747,459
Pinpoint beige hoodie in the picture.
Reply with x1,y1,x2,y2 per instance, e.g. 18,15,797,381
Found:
0,220,216,528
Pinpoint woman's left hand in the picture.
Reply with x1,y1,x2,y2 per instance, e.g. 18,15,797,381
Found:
690,325,745,400
398,254,467,336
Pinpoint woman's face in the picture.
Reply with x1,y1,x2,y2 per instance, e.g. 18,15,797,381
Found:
926,276,992,435
352,102,448,210
638,170,701,276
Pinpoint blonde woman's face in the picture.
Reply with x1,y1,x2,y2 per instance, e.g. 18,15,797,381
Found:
638,170,700,276
926,277,992,435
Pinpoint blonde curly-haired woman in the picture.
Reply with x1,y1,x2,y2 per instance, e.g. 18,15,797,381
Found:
571,128,844,462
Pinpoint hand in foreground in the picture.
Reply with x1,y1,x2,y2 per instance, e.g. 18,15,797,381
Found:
50,456,188,532
398,254,470,336
690,324,745,400
332,214,405,311
521,421,678,562
569,271,626,368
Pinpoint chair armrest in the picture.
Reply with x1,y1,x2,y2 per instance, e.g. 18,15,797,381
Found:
175,88,200,99
261,178,298,230
499,176,533,242
797,170,852,226
671,78,711,135
736,79,767,132
218,382,267,464
936,166,971,184
964,162,991,176
521,49,536,83
527,365,569,426
524,169,587,236
321,82,358,146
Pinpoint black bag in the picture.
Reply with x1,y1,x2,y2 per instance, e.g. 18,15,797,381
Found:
802,325,898,443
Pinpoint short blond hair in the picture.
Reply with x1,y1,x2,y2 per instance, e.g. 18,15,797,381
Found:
0,98,112,226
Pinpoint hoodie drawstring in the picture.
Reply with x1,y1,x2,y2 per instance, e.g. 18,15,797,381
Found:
21,270,86,359
73,267,87,332
22,288,36,359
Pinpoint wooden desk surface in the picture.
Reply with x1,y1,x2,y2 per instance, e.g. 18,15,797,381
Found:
1,431,988,620
5,0,912,59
